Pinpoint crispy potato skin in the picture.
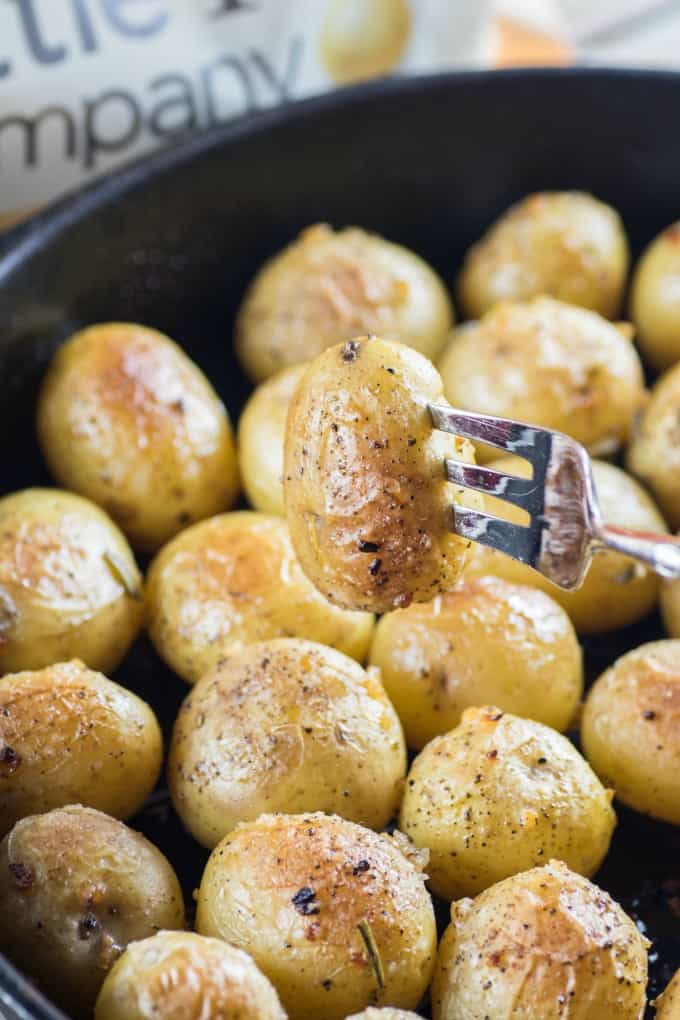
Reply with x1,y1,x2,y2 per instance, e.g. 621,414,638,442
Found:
627,360,680,530
37,323,239,553
195,813,436,1020
236,225,454,381
466,458,667,634
369,578,582,749
656,969,680,1019
95,931,286,1020
431,860,648,1020
438,297,645,460
0,488,143,674
631,223,680,372
284,336,481,613
146,512,374,684
237,364,308,515
457,191,629,319
320,0,411,84
0,806,185,1019
169,638,406,847
400,706,615,900
582,640,680,825
0,660,162,835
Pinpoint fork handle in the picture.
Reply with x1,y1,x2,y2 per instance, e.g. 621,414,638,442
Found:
592,524,680,580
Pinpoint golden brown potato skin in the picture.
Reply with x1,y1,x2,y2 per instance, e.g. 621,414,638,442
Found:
457,191,629,319
400,706,615,900
237,364,307,516
37,323,239,553
627,361,680,530
0,806,185,1019
95,931,286,1020
146,511,374,684
236,225,454,381
320,0,411,84
656,969,680,1019
0,488,143,674
439,297,645,459
466,458,667,634
284,337,481,613
0,660,162,836
431,860,648,1020
169,638,406,847
196,813,436,1020
369,577,582,749
582,640,680,825
631,223,680,372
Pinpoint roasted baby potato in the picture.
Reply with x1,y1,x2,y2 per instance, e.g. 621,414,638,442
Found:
431,860,648,1020
466,457,668,633
0,806,185,1019
146,511,374,684
196,812,436,1020
655,969,680,1019
169,638,406,847
0,488,143,674
438,297,645,459
457,191,629,319
237,364,307,515
320,0,411,84
627,360,680,530
284,336,481,613
37,323,240,553
0,660,162,836
236,224,454,381
369,577,582,749
631,222,680,372
400,706,615,899
95,931,286,1020
582,640,680,825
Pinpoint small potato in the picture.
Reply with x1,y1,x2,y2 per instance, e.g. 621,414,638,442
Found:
582,640,680,825
169,638,406,847
438,297,645,459
236,224,454,381
431,860,648,1020
0,660,162,836
0,488,143,674
95,931,286,1020
466,458,668,634
400,706,615,900
320,0,411,84
146,512,374,684
284,336,481,613
37,323,240,553
370,578,582,749
196,813,436,1020
656,969,680,1019
238,364,307,515
627,360,680,530
0,806,185,1018
631,223,680,372
457,191,629,319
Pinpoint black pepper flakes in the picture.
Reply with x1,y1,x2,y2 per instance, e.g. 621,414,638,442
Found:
78,913,100,939
358,540,380,553
369,558,382,576
9,862,33,889
352,860,370,876
642,710,657,720
342,340,361,362
0,746,20,773
292,887,320,915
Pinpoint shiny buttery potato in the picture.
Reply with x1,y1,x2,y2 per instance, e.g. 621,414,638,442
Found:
169,638,406,847
146,511,374,684
369,577,582,749
236,224,454,381
237,363,307,515
400,706,615,899
95,931,286,1020
438,297,645,459
196,812,436,1020
0,488,143,674
0,806,185,1019
284,336,481,613
656,969,680,1019
466,457,668,634
631,222,680,372
582,640,680,825
0,660,162,836
37,323,240,553
457,191,629,319
431,860,648,1020
627,360,680,530
320,0,411,84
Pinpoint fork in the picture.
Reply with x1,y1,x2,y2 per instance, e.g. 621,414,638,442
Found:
429,404,680,591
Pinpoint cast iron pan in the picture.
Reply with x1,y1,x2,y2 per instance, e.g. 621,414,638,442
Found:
0,68,679,1020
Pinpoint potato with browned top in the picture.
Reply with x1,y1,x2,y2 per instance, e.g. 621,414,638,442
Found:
656,970,680,1019
631,222,680,372
37,323,239,552
0,660,162,836
627,360,680,530
284,336,481,614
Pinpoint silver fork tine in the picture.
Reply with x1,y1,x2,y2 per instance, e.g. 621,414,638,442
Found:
453,507,543,565
429,403,552,464
445,461,544,515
